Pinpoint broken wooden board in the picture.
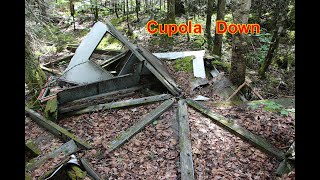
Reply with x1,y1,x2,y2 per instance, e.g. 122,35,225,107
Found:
61,22,113,84
25,107,91,149
57,73,140,104
107,98,175,152
177,100,195,180
25,140,78,171
153,50,206,78
59,92,135,114
67,94,172,116
59,83,154,112
38,156,70,179
80,158,102,180
185,99,285,161
101,50,128,68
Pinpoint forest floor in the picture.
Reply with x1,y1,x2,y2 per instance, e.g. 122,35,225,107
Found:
26,13,295,179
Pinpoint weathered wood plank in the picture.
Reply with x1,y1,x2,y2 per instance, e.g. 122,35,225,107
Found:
25,107,91,149
80,158,102,180
57,73,140,104
25,140,78,171
185,99,285,161
59,92,135,114
177,100,195,180
107,98,175,152
60,83,154,109
101,50,128,68
66,94,172,116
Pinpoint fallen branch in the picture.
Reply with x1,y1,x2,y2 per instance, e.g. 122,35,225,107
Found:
66,94,172,116
106,98,175,153
185,99,285,161
245,82,264,100
226,82,247,101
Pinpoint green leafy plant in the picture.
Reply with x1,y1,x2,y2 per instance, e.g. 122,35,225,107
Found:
248,100,294,117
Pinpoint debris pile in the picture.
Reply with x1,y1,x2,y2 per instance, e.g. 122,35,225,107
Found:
25,21,294,179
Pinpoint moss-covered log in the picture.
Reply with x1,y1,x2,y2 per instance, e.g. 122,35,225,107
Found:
107,98,175,153
186,99,285,161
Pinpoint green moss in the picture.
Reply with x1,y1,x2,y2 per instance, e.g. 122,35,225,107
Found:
26,140,41,155
67,165,87,180
211,60,231,72
97,36,123,50
44,97,58,121
174,56,195,72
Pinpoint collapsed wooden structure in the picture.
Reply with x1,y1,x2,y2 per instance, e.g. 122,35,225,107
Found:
26,20,293,179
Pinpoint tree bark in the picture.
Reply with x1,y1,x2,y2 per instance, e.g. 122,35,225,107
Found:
212,0,226,56
205,0,214,50
167,0,175,23
230,0,251,87
259,0,289,78
115,1,119,18
136,0,140,21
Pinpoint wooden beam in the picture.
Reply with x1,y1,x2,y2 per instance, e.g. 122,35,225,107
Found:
59,92,135,114
177,100,195,180
42,54,74,67
107,98,175,152
57,73,140,104
60,83,154,111
101,50,128,68
80,158,102,180
25,107,91,149
185,99,285,161
25,140,78,171
66,94,172,116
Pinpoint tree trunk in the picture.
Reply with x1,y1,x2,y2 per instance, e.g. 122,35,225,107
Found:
259,0,289,78
160,0,162,10
184,0,190,42
212,0,226,56
167,0,175,23
230,0,251,87
69,0,76,31
136,0,140,21
145,0,149,13
205,0,214,50
115,1,119,18
126,0,133,36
